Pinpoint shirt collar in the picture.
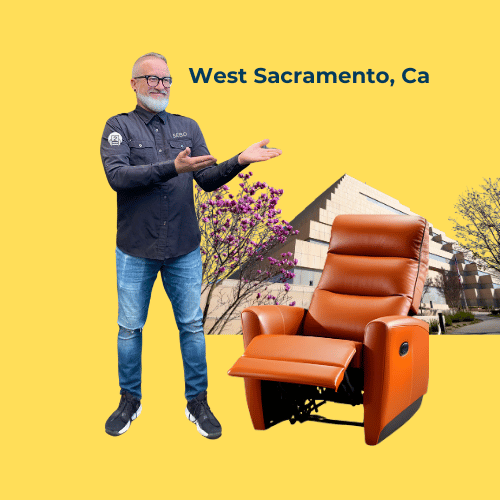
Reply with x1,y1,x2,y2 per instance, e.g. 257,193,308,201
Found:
134,105,168,125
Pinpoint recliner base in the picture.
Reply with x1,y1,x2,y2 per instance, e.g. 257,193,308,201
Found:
376,396,423,444
257,378,424,444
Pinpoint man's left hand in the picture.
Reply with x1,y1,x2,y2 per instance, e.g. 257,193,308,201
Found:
238,139,282,166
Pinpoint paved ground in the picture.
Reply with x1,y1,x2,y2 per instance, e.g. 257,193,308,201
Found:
449,312,500,335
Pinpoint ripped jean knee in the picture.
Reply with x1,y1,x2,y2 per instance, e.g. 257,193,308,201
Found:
118,326,142,340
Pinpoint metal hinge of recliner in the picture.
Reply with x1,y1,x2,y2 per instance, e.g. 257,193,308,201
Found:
277,372,364,428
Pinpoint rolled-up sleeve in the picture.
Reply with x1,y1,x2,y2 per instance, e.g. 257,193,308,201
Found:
101,118,178,191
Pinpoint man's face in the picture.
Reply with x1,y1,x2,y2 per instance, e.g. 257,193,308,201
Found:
131,57,171,113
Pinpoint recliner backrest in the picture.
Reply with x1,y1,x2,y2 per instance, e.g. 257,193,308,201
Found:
303,215,429,342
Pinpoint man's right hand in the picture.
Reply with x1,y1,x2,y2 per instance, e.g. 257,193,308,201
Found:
175,148,217,174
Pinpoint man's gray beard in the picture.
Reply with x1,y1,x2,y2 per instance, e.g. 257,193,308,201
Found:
137,91,169,113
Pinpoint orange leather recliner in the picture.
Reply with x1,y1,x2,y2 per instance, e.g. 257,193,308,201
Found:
228,215,429,445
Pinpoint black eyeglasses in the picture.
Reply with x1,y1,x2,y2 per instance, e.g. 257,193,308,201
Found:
134,75,173,87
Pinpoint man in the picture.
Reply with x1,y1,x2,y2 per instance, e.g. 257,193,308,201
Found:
100,52,281,439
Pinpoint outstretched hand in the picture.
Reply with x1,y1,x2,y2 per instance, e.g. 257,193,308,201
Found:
238,139,282,166
175,147,217,174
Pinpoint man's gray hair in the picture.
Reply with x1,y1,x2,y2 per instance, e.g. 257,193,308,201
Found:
132,52,168,77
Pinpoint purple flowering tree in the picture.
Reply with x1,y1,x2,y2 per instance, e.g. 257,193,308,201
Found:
196,171,299,335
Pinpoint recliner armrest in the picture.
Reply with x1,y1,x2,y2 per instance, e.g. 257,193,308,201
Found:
363,315,429,445
241,306,307,348
366,315,430,332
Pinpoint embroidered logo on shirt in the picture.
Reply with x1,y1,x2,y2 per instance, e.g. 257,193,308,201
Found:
173,132,187,138
108,132,123,145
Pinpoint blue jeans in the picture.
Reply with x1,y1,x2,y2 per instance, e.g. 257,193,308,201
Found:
116,246,207,401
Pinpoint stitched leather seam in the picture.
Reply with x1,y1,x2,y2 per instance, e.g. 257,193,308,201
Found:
411,219,427,308
315,290,412,299
371,319,429,333
277,307,286,335
242,354,352,369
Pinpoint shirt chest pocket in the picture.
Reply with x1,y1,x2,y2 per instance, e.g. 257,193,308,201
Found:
169,138,193,156
129,140,155,165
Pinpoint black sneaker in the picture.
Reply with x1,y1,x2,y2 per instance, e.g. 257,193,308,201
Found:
105,391,142,436
185,391,222,439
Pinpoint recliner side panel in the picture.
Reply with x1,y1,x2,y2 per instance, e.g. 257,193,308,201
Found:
363,317,429,445
243,378,266,430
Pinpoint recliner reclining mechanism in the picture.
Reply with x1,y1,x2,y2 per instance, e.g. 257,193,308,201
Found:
228,215,430,445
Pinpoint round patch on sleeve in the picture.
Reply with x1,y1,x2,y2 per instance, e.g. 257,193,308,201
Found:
108,132,123,146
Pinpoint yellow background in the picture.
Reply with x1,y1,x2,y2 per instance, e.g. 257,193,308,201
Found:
2,1,499,498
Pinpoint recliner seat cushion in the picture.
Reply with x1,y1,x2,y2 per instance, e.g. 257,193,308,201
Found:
304,291,411,342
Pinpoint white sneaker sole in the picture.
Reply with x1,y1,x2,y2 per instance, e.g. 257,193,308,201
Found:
117,405,142,435
185,407,221,439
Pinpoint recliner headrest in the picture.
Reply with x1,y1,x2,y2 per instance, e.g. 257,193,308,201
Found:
329,215,427,261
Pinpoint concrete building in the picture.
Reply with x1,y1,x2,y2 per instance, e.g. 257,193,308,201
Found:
275,174,500,310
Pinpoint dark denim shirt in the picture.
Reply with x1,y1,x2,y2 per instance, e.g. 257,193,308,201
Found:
101,105,246,260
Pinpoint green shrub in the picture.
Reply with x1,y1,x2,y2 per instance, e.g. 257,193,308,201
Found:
429,319,440,334
444,314,453,326
452,311,475,322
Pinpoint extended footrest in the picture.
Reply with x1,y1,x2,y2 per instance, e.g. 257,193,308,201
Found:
228,335,357,391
